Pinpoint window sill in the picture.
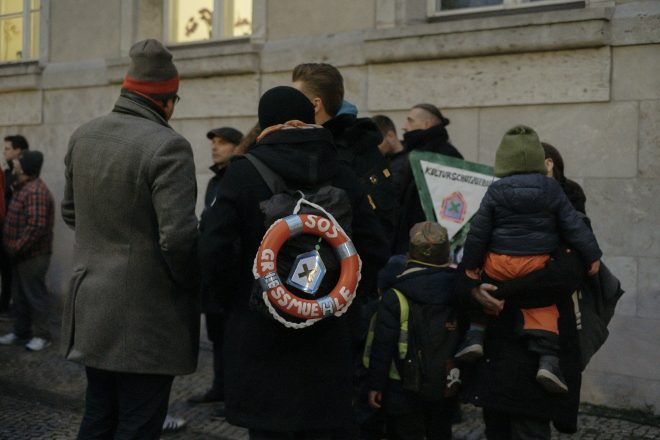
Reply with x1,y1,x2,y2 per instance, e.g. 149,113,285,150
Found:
364,6,612,63
107,38,260,82
0,60,42,92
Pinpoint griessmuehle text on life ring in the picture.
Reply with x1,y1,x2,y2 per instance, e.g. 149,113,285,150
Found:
253,213,361,322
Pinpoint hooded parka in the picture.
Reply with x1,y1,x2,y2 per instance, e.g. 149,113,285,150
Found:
198,127,389,432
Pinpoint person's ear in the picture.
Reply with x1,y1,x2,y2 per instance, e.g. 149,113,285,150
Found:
312,97,323,115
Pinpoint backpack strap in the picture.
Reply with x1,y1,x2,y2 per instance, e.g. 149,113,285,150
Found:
244,153,288,195
392,288,409,360
361,288,410,381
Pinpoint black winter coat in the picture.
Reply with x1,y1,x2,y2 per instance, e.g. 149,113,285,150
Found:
324,114,396,241
393,125,462,254
462,173,602,270
368,263,458,414
458,247,588,432
204,164,226,210
198,127,390,431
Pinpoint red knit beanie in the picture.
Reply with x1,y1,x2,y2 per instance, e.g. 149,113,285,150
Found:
122,39,179,97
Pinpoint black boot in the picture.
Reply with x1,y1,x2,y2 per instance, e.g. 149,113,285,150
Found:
455,330,484,362
536,355,568,394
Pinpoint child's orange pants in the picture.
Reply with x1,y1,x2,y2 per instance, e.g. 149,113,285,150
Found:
484,253,558,335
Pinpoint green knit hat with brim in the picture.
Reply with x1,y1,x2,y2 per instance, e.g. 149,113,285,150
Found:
494,125,547,178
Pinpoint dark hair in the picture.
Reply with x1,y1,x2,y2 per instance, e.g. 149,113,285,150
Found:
3,135,29,151
372,114,397,137
541,142,565,182
236,123,261,154
412,103,450,127
292,63,344,117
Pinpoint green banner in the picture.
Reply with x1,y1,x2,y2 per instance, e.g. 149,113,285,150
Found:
409,151,496,249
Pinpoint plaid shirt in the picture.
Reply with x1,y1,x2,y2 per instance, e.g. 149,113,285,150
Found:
3,178,54,262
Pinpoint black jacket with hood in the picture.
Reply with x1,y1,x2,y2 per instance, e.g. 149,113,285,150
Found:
198,127,389,431
367,262,458,414
324,114,396,241
393,124,463,254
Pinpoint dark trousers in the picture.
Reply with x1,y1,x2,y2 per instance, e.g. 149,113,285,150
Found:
248,429,349,439
483,408,551,440
0,245,12,311
77,367,174,440
387,405,453,440
206,312,225,398
12,255,51,339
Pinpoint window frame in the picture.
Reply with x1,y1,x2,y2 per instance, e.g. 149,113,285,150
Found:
163,0,254,46
0,0,41,63
427,0,585,18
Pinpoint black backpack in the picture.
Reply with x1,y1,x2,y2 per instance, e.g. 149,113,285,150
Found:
401,296,464,401
245,153,354,327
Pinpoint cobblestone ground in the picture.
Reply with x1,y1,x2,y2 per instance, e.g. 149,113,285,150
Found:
1,318,659,440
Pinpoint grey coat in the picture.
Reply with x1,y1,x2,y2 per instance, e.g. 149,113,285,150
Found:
60,94,200,375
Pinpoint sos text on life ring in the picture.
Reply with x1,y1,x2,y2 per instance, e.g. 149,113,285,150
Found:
253,213,361,321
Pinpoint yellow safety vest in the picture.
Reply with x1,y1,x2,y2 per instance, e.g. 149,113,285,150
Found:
362,288,409,380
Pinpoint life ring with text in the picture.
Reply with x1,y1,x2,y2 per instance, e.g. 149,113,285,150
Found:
253,213,361,326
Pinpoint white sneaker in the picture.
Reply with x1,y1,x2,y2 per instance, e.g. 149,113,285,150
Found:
162,415,186,433
0,332,19,345
25,337,51,351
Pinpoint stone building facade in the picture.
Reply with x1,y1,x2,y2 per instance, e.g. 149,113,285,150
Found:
0,0,658,414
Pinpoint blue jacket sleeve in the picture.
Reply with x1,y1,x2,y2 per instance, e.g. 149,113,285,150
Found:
551,181,602,265
461,186,496,270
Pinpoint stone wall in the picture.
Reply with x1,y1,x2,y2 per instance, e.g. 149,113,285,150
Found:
0,0,658,414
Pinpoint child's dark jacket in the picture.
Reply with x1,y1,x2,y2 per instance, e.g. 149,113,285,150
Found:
368,263,457,414
462,173,601,270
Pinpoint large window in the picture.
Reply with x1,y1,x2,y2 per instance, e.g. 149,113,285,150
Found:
428,0,580,16
0,0,39,62
165,0,252,44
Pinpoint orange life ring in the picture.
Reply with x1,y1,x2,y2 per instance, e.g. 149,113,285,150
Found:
253,213,361,322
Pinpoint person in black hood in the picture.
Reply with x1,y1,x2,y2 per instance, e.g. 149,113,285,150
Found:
367,221,458,440
393,104,463,255
198,86,389,438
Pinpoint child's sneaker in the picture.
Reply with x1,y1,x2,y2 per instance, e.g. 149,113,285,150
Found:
536,355,568,394
455,330,484,362
25,337,51,351
0,332,19,345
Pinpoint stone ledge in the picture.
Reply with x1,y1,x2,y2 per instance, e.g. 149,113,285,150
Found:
106,40,261,83
364,7,612,63
0,61,42,92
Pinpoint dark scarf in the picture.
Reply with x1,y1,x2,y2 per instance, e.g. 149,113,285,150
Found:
403,123,450,152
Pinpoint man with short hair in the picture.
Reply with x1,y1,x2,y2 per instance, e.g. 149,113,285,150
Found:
61,39,199,438
372,115,406,199
292,64,393,313
0,150,54,351
187,126,242,411
0,135,25,313
203,127,243,210
393,104,463,254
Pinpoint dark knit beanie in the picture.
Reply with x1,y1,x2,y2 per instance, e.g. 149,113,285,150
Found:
258,86,315,129
206,127,244,145
122,39,179,97
408,221,450,266
494,125,547,178
19,150,44,177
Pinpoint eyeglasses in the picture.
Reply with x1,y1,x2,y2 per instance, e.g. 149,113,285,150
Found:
173,94,181,105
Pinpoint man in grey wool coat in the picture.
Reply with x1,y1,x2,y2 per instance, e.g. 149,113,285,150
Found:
60,39,199,439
